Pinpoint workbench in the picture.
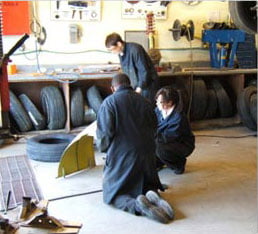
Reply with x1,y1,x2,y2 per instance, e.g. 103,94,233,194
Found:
8,68,257,133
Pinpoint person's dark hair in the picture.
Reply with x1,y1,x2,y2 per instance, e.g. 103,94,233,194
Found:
155,86,179,107
112,73,131,87
105,33,124,48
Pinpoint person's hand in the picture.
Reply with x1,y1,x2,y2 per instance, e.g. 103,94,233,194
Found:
135,87,142,94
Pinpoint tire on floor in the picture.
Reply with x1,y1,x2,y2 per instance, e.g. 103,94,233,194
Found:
26,133,75,162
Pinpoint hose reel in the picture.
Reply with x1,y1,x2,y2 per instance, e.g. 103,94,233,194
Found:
169,19,195,41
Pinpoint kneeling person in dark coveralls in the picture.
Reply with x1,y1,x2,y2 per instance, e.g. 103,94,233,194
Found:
155,86,195,174
97,73,174,224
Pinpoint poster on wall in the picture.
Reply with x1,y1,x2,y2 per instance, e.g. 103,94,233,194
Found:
1,1,30,35
50,0,101,21
122,1,167,20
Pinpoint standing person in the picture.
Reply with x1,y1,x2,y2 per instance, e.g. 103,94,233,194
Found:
105,32,159,105
155,86,195,174
97,73,174,224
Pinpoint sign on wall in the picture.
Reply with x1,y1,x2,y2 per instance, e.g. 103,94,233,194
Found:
50,0,101,21
122,1,167,20
1,1,30,35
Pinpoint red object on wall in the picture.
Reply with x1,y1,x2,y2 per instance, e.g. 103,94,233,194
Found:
1,1,30,35
0,59,10,111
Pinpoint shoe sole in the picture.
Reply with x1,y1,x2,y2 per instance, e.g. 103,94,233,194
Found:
146,191,174,220
136,195,169,224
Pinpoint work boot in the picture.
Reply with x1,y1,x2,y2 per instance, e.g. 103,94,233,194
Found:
135,195,170,224
172,158,186,175
156,158,165,171
173,166,185,175
145,190,174,220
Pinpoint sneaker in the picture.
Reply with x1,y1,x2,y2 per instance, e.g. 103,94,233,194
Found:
136,195,170,224
145,190,174,220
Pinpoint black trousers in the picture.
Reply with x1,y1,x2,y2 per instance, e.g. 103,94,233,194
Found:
111,195,140,215
156,142,194,169
141,79,159,108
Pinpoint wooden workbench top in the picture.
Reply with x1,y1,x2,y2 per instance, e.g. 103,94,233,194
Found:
8,68,257,82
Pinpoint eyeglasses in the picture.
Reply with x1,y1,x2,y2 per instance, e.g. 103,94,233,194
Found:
156,100,164,104
107,46,115,52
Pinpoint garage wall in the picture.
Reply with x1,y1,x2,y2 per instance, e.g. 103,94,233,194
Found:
3,1,229,67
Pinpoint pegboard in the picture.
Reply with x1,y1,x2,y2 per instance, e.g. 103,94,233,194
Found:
1,1,30,35
50,0,101,21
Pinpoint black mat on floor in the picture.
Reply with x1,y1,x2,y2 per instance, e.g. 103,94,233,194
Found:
0,155,43,211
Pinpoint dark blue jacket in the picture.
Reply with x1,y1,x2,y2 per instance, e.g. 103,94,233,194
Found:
119,42,158,90
97,86,163,204
155,107,195,152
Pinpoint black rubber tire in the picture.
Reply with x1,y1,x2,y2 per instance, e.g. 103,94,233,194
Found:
86,85,103,115
237,86,257,131
71,88,84,127
9,90,33,132
211,79,233,118
204,88,218,119
84,105,97,124
176,88,189,114
26,133,75,162
19,94,46,130
229,1,257,34
190,79,208,121
247,78,257,87
41,86,66,130
172,81,189,114
250,93,257,125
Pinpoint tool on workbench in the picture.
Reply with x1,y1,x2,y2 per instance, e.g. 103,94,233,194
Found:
202,29,245,68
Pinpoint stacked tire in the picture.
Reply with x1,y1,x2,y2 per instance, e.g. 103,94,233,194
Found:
41,86,66,130
9,91,34,132
69,85,102,128
189,78,233,121
9,85,67,132
9,85,104,132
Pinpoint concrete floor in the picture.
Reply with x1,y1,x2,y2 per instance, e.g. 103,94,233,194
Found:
0,126,257,234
